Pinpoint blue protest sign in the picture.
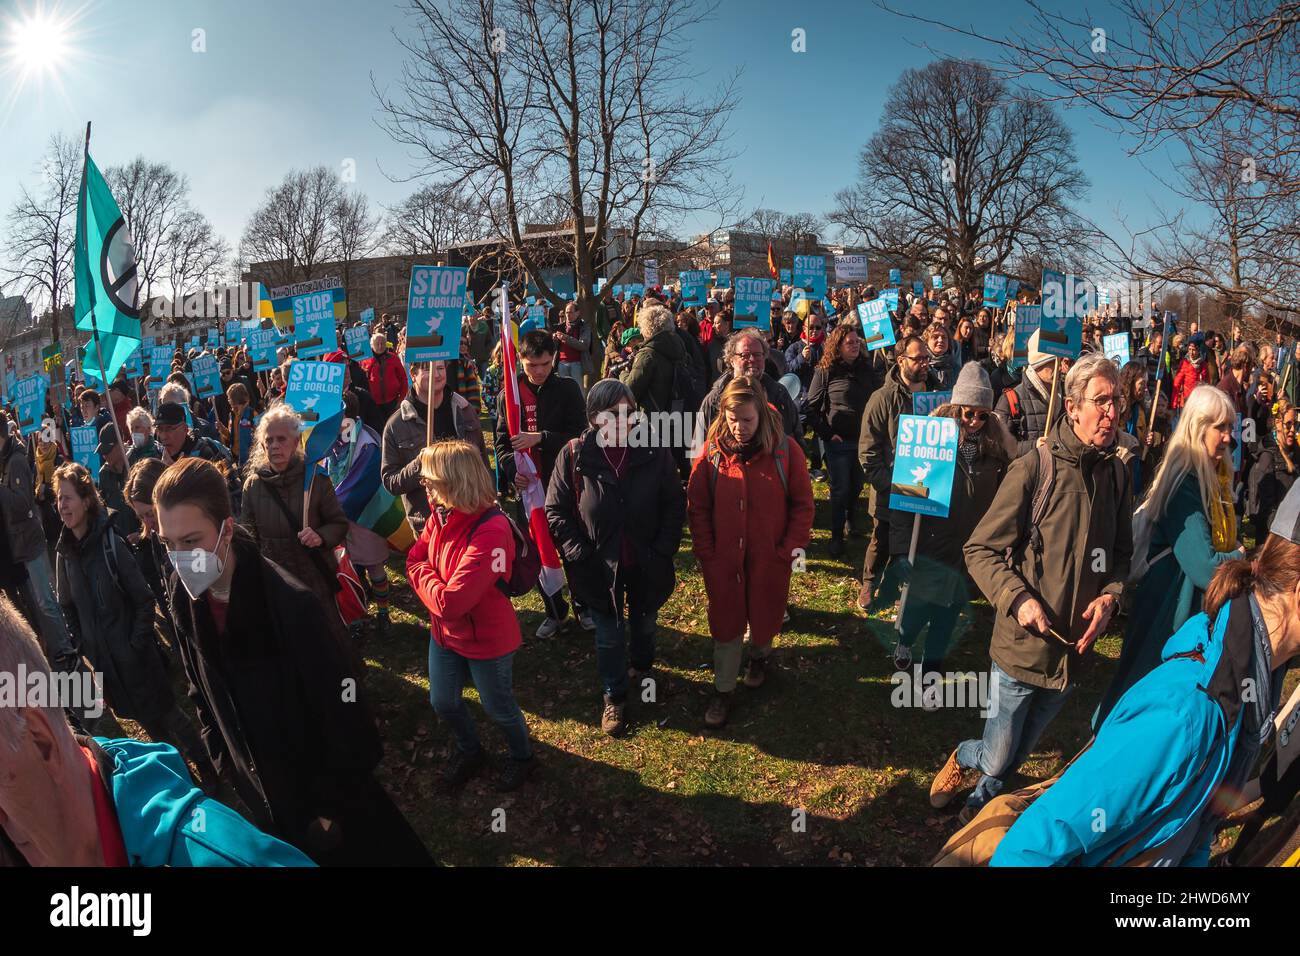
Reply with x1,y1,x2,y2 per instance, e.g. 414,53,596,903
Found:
148,346,173,385
983,273,1009,308
521,305,547,334
880,288,899,311
714,271,731,289
1103,332,1130,367
627,283,645,298
225,320,242,345
1006,279,1020,302
2,370,14,404
779,268,792,286
733,277,776,330
13,375,47,437
191,354,221,399
912,280,924,296
406,265,468,362
679,270,711,305
1011,305,1041,370
293,290,340,359
121,345,144,379
857,299,896,352
932,275,943,290
285,360,347,435
205,328,219,349
71,424,101,476
360,307,375,326
889,414,960,518
248,328,278,372
344,326,373,361
912,391,952,417
1038,269,1083,358
889,268,901,285
792,255,826,298
1232,413,1243,472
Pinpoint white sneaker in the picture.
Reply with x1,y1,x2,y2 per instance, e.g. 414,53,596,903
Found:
892,641,913,671
535,616,563,640
578,612,596,632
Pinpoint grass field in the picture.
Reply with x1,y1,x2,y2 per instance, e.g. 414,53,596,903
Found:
363,455,1138,867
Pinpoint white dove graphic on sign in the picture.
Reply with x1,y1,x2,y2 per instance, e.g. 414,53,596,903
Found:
300,396,320,411
910,461,932,484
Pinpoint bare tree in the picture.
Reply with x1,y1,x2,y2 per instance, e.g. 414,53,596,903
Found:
334,190,382,294
830,59,1091,294
374,0,741,324
166,213,230,306
1,133,81,344
383,181,488,256
239,167,347,286
103,158,189,305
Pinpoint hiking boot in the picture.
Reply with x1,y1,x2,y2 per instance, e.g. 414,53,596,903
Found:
535,616,564,640
742,656,769,689
929,748,977,809
442,748,485,790
704,690,732,728
495,756,536,792
892,640,913,671
601,695,627,737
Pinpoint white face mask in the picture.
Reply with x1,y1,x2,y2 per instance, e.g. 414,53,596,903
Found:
131,431,147,447
168,520,232,601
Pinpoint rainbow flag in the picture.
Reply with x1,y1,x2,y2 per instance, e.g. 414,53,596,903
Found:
329,422,415,552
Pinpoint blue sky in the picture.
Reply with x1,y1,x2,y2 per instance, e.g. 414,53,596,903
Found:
0,0,1176,274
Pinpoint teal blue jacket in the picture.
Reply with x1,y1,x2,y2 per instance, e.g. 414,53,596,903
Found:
95,736,314,867
992,601,1249,867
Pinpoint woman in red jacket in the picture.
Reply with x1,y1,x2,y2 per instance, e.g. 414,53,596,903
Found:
688,376,815,728
406,440,535,791
1172,332,1211,411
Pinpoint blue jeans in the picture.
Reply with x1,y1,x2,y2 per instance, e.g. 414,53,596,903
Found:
955,662,1074,809
23,551,74,661
588,597,658,703
826,439,865,541
427,642,533,761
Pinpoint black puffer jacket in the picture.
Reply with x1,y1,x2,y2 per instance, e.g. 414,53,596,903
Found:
994,368,1064,459
805,356,876,442
544,430,686,616
56,513,170,721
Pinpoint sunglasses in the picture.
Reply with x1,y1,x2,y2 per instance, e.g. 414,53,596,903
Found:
960,408,989,423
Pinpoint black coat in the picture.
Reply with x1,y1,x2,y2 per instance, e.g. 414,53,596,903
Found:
493,371,587,492
805,356,876,443
166,530,382,839
56,513,171,721
994,370,1064,459
544,431,685,616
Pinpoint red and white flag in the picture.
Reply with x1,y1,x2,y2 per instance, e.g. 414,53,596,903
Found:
500,286,565,597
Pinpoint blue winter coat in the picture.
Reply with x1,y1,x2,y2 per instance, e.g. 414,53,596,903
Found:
992,600,1254,867
95,736,314,867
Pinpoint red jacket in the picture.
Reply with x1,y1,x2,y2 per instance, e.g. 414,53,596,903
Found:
687,435,815,645
406,506,520,660
364,349,409,406
1171,358,1210,409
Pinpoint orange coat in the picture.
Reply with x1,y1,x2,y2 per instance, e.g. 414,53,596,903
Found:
687,436,815,646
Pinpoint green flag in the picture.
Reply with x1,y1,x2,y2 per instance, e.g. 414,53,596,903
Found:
74,145,141,383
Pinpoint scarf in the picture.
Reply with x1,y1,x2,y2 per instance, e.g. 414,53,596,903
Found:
35,441,57,486
1207,459,1237,553
802,328,826,346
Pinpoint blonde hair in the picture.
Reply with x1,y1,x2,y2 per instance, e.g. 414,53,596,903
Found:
705,375,783,456
247,404,302,473
419,440,496,513
1139,384,1235,523
636,303,674,341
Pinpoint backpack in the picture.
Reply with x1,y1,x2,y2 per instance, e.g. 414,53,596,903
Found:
1020,442,1127,563
1126,502,1173,583
468,505,541,597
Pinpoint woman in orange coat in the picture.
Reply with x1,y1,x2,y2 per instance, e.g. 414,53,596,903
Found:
688,376,815,728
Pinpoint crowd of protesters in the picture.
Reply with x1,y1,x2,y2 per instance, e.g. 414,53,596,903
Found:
2,274,1299,869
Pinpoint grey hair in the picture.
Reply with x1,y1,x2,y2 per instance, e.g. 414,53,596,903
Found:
371,332,387,351
1065,351,1121,408
586,377,635,423
723,327,769,366
636,303,675,341
158,382,189,406
247,403,303,473
126,406,154,434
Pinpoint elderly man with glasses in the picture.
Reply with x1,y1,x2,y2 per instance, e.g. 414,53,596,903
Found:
930,352,1134,821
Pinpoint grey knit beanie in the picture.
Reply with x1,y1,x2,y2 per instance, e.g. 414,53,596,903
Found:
951,362,994,409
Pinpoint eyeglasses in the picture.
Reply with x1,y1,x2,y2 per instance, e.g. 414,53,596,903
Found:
1083,394,1124,413
902,353,930,364
959,408,989,423
736,350,764,361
